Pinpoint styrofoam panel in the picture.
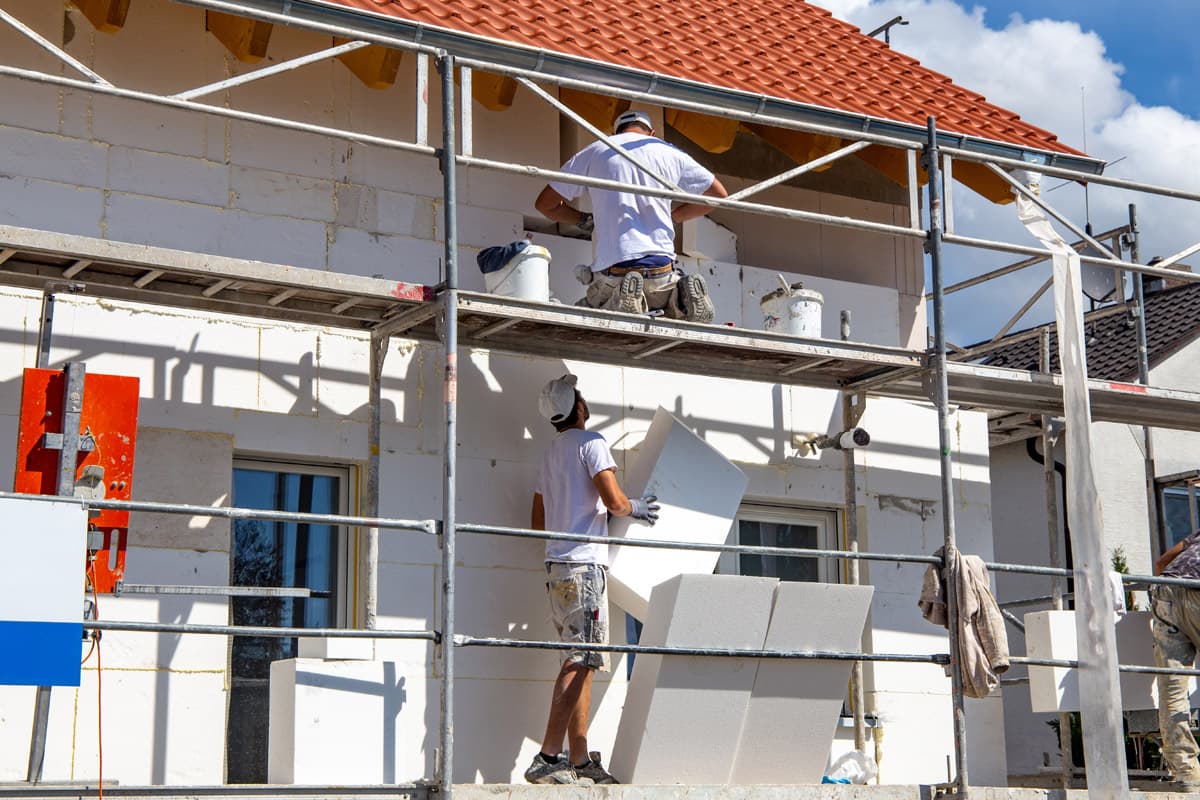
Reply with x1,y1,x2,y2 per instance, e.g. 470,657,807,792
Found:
297,637,375,660
964,693,1009,787
68,668,227,785
610,574,778,784
731,582,874,783
269,659,426,784
607,408,749,620
681,216,738,262
1026,610,1198,713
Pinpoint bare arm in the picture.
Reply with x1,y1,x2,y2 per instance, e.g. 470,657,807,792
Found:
592,468,635,517
531,493,546,531
535,185,590,226
1155,539,1188,575
671,178,728,224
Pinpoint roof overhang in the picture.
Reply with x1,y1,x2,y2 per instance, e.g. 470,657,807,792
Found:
170,0,1107,177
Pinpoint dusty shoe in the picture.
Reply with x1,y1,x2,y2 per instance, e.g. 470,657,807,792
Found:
1167,772,1200,793
575,751,618,784
616,271,646,314
525,753,586,785
678,273,714,323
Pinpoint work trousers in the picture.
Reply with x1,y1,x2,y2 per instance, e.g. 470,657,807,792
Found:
1152,583,1200,779
583,271,685,318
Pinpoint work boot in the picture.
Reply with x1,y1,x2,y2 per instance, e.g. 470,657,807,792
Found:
616,271,646,314
524,752,591,785
678,273,714,323
575,751,618,784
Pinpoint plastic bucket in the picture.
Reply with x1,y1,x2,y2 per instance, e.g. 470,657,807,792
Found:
760,282,823,337
482,245,551,301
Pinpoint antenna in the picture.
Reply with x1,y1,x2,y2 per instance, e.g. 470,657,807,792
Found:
1081,86,1091,227
867,16,908,45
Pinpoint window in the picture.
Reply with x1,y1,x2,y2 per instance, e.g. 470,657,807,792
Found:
716,503,840,584
1158,473,1200,551
225,460,351,784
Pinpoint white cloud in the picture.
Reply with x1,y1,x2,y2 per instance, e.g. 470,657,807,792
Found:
814,0,1200,342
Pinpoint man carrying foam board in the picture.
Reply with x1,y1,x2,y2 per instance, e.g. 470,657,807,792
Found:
534,109,728,323
525,374,660,785
1152,531,1200,791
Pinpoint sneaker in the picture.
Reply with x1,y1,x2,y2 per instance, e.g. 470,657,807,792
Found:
575,751,618,784
678,273,714,323
524,752,587,785
616,271,645,314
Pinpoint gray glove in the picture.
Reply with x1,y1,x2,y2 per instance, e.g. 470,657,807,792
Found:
574,263,594,286
629,494,660,525
577,212,595,234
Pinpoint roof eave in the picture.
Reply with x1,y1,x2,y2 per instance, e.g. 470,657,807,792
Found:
173,0,1107,176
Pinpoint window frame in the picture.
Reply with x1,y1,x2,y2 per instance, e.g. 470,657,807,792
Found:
718,501,841,584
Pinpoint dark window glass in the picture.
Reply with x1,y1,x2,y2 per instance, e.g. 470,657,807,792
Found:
226,466,340,784
738,519,821,583
1163,487,1199,549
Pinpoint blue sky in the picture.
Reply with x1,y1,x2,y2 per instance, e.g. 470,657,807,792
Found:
974,1,1200,117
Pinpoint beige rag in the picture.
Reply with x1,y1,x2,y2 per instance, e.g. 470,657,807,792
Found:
919,547,1010,698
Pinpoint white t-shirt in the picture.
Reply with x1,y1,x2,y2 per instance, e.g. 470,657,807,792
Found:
535,427,618,564
549,133,715,271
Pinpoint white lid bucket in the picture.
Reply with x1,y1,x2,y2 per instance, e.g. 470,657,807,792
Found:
760,277,823,338
483,245,551,301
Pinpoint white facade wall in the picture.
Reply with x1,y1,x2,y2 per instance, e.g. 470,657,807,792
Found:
991,339,1200,779
0,0,994,787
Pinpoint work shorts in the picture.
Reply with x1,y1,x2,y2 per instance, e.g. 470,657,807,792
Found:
545,562,610,672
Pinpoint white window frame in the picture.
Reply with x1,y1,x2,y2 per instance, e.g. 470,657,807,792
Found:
231,457,354,626
718,501,841,584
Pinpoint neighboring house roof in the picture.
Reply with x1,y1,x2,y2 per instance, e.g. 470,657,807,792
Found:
326,0,1085,159
976,282,1200,381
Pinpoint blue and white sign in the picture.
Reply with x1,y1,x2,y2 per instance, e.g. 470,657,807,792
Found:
0,497,86,686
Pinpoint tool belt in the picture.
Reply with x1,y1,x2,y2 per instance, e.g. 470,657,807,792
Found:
602,264,674,277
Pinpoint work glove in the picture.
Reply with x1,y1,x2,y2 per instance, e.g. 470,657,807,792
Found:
629,494,660,525
577,212,595,234
574,264,594,286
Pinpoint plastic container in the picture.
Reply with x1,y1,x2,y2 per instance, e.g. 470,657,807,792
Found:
760,276,823,337
822,750,878,785
482,244,551,301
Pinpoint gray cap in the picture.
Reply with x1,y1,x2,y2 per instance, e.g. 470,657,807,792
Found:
538,374,579,422
614,109,653,133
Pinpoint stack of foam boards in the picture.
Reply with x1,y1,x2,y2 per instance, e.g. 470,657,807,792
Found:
607,407,749,621
611,574,874,784
1025,610,1198,712
269,638,416,784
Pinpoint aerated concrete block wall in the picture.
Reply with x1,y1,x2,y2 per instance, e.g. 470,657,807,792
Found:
0,0,991,787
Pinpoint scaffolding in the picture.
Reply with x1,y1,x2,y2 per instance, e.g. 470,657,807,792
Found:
3,0,1200,797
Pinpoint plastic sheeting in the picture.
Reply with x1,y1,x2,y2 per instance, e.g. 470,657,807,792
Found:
1014,176,1130,800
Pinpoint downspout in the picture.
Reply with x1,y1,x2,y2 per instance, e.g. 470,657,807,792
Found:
1025,435,1075,598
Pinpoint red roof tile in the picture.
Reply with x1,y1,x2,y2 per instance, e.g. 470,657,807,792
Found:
325,0,1086,157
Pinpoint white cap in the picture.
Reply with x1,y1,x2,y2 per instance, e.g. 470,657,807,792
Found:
614,109,653,133
539,374,579,422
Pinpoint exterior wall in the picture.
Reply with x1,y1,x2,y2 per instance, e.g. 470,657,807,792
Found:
991,338,1200,779
0,0,989,788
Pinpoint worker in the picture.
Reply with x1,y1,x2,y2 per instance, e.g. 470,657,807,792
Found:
534,109,729,323
525,373,660,785
1152,530,1200,791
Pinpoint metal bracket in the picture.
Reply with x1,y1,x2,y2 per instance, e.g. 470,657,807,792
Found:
40,431,95,452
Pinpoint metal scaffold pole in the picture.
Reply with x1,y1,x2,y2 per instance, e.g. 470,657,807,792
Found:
843,392,868,752
365,332,386,630
925,117,970,797
437,51,459,797
1127,204,1161,554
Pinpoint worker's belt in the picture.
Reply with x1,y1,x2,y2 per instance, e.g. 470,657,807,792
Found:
602,264,674,277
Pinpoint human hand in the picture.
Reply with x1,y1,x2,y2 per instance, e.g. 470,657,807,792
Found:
629,494,660,525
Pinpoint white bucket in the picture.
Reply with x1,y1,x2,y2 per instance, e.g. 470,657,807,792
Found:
761,281,823,337
483,245,551,301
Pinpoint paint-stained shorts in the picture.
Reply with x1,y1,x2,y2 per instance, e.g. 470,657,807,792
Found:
545,562,610,672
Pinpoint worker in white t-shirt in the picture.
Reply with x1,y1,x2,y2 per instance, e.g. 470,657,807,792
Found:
534,109,728,323
524,374,659,786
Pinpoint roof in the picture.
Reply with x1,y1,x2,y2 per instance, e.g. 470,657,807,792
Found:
976,282,1200,381
324,0,1086,159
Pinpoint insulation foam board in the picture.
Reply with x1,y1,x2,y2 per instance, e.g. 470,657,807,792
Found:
1026,610,1197,712
731,582,874,783
607,408,749,620
610,573,778,784
269,658,416,784
297,636,376,660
